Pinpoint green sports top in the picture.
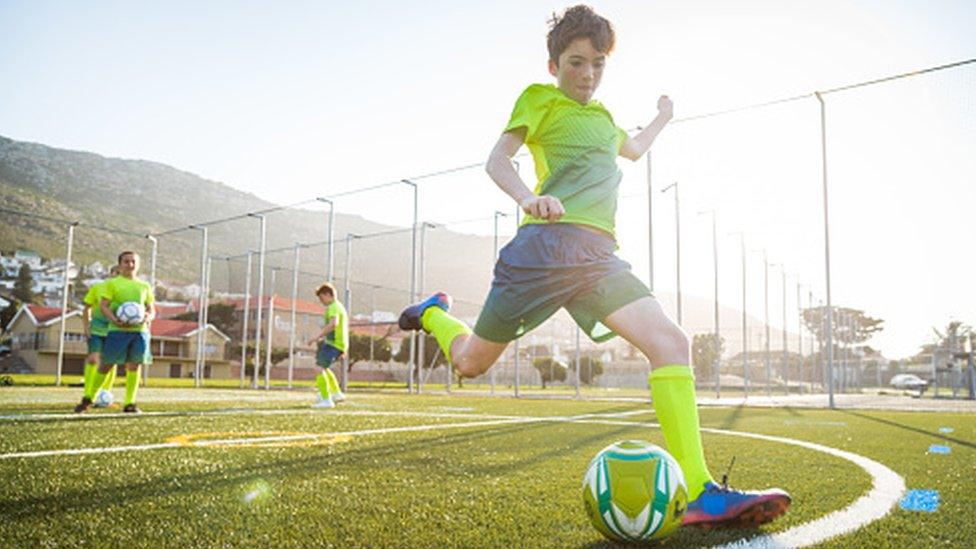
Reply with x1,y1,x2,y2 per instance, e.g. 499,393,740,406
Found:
504,83,628,238
324,300,348,353
102,275,155,333
83,281,110,337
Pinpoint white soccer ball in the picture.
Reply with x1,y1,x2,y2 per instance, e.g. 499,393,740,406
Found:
94,389,114,408
116,301,145,325
582,440,688,542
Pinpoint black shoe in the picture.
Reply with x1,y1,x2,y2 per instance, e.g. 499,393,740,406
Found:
74,397,93,413
397,292,452,331
123,403,141,414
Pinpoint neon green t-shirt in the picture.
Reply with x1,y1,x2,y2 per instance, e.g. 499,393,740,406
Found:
505,83,628,238
103,275,155,333
324,300,348,353
83,281,111,337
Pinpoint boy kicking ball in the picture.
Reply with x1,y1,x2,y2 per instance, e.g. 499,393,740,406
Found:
307,283,348,408
399,5,790,528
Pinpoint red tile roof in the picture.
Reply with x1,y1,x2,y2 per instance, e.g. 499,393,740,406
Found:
27,305,65,324
155,303,195,318
150,319,200,338
219,295,326,316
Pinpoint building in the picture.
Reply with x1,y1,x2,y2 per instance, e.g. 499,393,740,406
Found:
4,304,232,379
13,250,41,270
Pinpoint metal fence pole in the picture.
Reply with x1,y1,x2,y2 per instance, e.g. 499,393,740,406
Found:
402,180,418,395
264,268,276,390
418,222,427,394
574,326,581,398
342,234,355,393
814,92,835,409
781,266,788,395
193,226,208,388
55,222,77,387
202,255,212,384
288,244,301,389
240,251,252,388
252,214,266,390
513,205,521,398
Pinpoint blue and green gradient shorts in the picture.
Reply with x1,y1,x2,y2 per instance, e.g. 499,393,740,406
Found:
102,331,152,366
474,224,651,343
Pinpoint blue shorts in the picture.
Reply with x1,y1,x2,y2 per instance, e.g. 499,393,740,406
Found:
87,334,106,354
474,223,651,343
316,343,343,368
102,331,152,366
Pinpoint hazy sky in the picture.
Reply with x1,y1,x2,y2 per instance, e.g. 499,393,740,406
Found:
1,0,974,358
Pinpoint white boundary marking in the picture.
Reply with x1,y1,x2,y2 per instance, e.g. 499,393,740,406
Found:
0,409,904,547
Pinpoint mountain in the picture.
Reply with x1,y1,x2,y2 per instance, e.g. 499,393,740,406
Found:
0,135,798,350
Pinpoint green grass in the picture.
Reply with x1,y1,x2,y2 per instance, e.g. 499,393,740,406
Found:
0,387,972,547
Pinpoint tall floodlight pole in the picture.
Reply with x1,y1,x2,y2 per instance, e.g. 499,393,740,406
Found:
191,226,208,388
342,234,356,393
814,92,835,409
646,153,654,291
491,210,509,396
797,281,804,393
755,249,770,397
729,231,748,398
250,213,267,389
402,180,419,394
661,182,681,325
316,198,336,280
779,265,788,395
55,222,77,387
264,268,277,390
699,210,720,397
288,243,301,389
240,250,253,388
202,255,213,384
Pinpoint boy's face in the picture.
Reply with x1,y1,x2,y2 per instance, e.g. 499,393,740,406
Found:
317,293,335,306
549,37,606,104
118,253,139,277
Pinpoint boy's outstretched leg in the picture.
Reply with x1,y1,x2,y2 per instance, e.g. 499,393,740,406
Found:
603,296,790,528
399,293,507,378
324,368,344,402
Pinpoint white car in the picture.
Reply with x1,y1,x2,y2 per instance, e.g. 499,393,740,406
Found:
890,373,929,392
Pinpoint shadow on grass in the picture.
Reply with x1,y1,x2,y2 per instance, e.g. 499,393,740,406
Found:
839,410,975,450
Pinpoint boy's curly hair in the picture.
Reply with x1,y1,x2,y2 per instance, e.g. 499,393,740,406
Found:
547,5,615,64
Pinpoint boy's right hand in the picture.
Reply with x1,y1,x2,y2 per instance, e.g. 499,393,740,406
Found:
519,195,565,223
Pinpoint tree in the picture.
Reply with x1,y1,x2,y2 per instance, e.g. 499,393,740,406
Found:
394,334,448,382
12,264,36,304
1,299,20,332
347,333,393,369
692,333,724,382
570,356,604,385
802,306,884,350
175,303,237,336
532,357,567,388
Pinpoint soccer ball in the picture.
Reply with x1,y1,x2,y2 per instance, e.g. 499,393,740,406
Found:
94,389,114,408
582,440,688,542
116,301,145,325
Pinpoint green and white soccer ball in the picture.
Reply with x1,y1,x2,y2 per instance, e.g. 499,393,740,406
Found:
582,440,688,542
116,301,145,325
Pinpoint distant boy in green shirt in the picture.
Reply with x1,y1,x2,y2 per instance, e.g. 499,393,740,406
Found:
77,266,120,408
307,282,347,408
76,251,155,413
399,5,790,528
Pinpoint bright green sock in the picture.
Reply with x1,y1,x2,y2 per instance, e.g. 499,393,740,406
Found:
649,365,715,500
124,367,141,406
325,368,341,394
83,363,96,399
101,365,118,392
316,372,332,399
87,369,108,400
421,307,472,363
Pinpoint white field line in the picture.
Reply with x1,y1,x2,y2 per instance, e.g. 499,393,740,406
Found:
0,409,905,547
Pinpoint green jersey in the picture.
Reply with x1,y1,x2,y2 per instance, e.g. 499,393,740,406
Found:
83,281,110,337
324,300,348,353
504,83,628,238
103,275,154,333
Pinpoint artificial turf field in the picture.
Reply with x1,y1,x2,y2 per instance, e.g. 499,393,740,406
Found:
0,386,972,548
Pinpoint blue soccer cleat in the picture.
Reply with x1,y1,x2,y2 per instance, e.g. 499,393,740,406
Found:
682,481,791,529
398,292,452,332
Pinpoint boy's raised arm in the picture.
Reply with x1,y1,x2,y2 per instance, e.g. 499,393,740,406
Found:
485,130,565,223
619,95,673,161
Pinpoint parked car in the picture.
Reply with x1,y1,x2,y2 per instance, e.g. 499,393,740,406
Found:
890,373,929,393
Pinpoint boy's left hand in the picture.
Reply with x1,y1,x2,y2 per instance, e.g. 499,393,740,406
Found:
657,95,673,121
